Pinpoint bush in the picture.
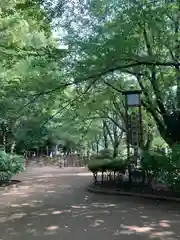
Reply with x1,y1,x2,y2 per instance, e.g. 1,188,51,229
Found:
92,149,113,160
88,157,127,173
142,150,168,174
88,158,111,172
88,148,128,173
0,151,25,182
142,146,180,190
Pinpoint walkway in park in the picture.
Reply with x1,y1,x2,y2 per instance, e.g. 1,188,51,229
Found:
0,167,180,240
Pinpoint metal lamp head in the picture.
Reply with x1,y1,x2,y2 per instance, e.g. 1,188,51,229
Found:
123,90,142,107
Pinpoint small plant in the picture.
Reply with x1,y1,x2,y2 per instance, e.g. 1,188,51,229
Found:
0,151,25,182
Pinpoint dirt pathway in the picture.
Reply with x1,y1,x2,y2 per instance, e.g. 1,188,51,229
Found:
0,167,180,240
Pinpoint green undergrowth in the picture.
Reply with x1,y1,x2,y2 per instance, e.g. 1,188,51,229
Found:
142,146,180,191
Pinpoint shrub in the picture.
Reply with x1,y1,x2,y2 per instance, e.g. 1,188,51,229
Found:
96,149,113,159
142,150,168,174
88,157,127,173
170,144,180,169
142,146,180,190
88,158,111,172
0,151,25,182
88,148,128,173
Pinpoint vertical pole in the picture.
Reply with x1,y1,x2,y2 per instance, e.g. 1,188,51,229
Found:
125,95,132,185
138,105,143,148
138,93,143,147
138,99,145,183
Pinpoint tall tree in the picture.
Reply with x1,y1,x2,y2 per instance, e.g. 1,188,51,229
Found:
55,0,180,147
0,0,67,152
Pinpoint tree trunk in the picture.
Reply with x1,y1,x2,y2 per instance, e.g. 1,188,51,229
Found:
95,137,99,153
142,132,153,151
112,114,119,158
10,141,16,154
3,134,6,152
103,120,109,149
113,141,119,158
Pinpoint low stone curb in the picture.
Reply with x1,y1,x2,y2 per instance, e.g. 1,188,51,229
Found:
88,186,180,202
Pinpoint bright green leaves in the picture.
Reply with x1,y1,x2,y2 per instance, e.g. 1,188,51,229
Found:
60,0,180,145
0,0,68,153
0,150,25,181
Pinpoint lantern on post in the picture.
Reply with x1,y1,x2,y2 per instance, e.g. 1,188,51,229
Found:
122,90,143,184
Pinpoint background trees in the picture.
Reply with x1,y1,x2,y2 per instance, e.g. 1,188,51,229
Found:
0,0,67,154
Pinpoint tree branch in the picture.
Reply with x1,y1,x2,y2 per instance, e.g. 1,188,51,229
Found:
143,26,167,116
103,121,114,145
40,78,98,127
104,81,124,93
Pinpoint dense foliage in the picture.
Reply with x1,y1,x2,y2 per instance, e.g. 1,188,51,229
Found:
0,151,24,182
142,145,180,190
88,149,127,173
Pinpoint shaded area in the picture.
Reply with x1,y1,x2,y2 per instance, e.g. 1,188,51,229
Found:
92,181,180,198
92,170,180,198
0,180,21,188
0,167,180,240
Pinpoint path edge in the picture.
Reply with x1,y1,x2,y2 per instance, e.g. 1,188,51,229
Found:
87,185,180,202
0,181,21,192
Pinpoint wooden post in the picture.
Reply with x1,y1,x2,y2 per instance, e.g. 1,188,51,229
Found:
125,95,132,185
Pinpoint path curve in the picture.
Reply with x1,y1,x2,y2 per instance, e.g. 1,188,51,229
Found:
0,167,180,240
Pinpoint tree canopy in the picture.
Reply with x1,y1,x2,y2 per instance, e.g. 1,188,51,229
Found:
57,0,180,147
0,0,179,160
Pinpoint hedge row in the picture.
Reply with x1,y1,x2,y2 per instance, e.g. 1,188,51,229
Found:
88,158,127,173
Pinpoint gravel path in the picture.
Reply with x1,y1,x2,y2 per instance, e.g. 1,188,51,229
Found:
0,167,180,240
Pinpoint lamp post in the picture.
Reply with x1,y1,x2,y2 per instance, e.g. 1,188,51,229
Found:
123,90,143,185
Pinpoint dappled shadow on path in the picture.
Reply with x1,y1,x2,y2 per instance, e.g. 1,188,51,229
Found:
0,170,87,205
0,172,180,239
